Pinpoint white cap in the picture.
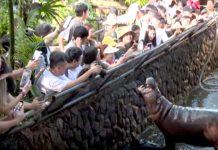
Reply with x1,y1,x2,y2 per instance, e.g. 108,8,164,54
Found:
103,46,119,54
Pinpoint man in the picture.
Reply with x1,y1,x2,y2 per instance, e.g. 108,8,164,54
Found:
37,51,101,95
65,47,83,80
64,25,89,51
58,3,88,51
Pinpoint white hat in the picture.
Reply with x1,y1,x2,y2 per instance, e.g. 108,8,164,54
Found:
103,46,119,54
103,14,118,26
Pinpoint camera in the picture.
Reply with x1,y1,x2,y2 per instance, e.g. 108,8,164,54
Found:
146,43,152,49
20,68,32,90
14,101,24,112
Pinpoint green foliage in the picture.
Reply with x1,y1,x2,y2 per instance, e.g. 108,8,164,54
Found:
14,18,43,65
37,0,64,24
24,0,65,28
125,0,148,6
0,1,9,37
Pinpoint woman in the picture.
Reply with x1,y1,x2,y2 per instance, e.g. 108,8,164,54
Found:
138,25,156,51
101,46,127,68
0,57,43,134
115,26,137,59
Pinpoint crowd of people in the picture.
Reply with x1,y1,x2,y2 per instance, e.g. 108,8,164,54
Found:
0,0,217,133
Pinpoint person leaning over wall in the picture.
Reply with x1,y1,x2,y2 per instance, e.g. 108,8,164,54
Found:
37,51,102,95
0,57,43,134
115,26,137,59
65,47,101,80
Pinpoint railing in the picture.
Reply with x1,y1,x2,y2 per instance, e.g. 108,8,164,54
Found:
6,17,217,135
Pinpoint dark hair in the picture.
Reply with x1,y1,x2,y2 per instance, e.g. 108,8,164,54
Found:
82,46,98,64
131,24,140,32
0,56,12,75
143,25,156,47
157,5,166,13
73,25,89,40
37,41,49,66
145,4,158,14
35,23,53,37
1,35,10,52
49,51,66,69
75,3,88,17
159,17,167,24
65,47,82,63
6,76,16,94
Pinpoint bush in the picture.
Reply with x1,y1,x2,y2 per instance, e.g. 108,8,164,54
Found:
125,0,148,6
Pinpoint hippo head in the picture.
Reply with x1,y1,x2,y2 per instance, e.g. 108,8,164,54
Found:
137,77,162,106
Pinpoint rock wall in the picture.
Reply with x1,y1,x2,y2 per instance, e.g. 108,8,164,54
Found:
1,24,218,150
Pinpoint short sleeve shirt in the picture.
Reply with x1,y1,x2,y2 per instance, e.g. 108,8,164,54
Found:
67,65,83,81
37,69,71,94
59,18,82,42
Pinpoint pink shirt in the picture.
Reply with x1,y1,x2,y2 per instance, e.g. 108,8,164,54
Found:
187,0,200,10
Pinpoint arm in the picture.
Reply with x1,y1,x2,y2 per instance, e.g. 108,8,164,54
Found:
44,30,59,46
0,107,25,134
58,36,65,51
10,60,39,80
23,98,43,110
44,22,64,46
10,68,24,80
0,118,22,134
0,93,24,114
0,82,31,113
107,56,128,69
63,65,101,91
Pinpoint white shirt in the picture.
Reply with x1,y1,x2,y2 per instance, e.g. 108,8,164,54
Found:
67,65,83,81
156,28,169,46
139,24,148,42
37,69,71,95
64,41,76,52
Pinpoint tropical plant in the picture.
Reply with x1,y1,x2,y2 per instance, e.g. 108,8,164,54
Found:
125,0,148,6
37,0,64,24
14,18,43,65
13,0,64,66
0,1,9,37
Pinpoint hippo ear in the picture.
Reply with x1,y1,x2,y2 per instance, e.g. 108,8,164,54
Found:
146,77,156,88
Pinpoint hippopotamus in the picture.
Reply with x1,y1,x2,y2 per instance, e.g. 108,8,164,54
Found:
137,77,218,150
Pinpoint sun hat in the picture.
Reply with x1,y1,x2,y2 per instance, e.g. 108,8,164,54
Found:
103,46,119,54
116,26,135,40
102,36,117,47
103,14,118,26
0,56,12,80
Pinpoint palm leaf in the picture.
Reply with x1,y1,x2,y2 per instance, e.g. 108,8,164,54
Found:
38,0,64,24
14,18,43,65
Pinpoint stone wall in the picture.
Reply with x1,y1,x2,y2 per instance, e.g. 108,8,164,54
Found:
1,24,218,150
